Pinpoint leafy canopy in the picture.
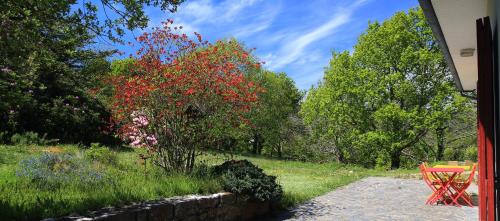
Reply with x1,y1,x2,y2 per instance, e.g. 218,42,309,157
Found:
301,8,467,169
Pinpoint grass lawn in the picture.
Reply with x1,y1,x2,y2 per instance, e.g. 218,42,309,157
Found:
0,145,417,220
201,153,417,207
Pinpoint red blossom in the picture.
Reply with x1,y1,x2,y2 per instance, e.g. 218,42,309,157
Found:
108,19,261,148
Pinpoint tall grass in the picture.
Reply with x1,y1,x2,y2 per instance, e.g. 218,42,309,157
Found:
0,145,221,221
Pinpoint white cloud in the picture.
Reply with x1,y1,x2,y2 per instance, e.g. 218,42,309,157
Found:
176,0,264,24
269,0,368,69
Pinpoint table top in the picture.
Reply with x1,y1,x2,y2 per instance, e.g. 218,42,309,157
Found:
426,167,465,173
433,165,471,170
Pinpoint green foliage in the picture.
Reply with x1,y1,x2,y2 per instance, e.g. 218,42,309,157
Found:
0,131,8,144
213,160,283,201
10,131,55,145
84,143,118,165
443,148,464,161
465,146,478,161
0,0,183,144
301,8,469,168
244,71,303,156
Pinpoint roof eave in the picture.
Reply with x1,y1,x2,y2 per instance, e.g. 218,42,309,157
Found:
418,0,468,92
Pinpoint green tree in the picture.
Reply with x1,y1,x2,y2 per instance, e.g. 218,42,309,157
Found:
247,71,302,157
0,0,182,142
301,8,467,169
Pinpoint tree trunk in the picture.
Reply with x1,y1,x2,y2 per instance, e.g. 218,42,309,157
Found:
252,133,262,154
390,149,402,169
252,134,258,154
435,127,446,161
277,143,282,158
337,149,346,163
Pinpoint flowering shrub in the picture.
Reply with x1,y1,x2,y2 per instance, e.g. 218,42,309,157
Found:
109,20,261,172
16,153,108,190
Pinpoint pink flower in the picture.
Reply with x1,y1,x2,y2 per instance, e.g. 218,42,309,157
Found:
130,139,143,147
146,135,158,145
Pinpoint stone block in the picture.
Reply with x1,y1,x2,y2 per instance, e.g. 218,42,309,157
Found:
199,207,218,220
241,200,269,220
96,210,136,221
149,201,174,221
219,193,236,206
197,195,220,209
217,205,240,221
172,198,199,218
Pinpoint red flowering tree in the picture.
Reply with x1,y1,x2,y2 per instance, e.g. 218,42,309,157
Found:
110,20,261,172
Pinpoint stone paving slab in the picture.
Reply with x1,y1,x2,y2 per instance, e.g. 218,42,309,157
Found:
266,177,478,221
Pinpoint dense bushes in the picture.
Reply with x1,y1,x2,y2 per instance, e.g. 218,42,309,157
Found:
213,160,282,201
465,146,478,161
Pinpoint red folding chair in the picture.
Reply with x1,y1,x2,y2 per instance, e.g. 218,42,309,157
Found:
419,163,444,204
450,163,477,207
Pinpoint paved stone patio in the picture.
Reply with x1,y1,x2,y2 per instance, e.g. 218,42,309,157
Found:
266,177,478,221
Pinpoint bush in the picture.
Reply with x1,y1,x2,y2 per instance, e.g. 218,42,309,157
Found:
465,146,478,161
84,143,117,165
213,160,282,201
10,131,57,145
443,148,464,161
0,131,8,144
16,153,108,190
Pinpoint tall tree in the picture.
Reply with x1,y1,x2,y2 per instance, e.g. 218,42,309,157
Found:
301,8,467,169
0,0,182,142
247,71,302,156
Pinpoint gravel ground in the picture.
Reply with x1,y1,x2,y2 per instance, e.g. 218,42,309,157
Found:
265,177,478,221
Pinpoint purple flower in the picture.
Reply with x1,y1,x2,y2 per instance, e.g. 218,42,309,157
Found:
1,67,11,73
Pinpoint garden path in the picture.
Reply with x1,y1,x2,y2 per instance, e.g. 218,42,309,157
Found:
266,177,478,221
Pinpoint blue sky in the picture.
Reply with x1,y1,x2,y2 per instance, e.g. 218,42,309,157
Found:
109,0,419,90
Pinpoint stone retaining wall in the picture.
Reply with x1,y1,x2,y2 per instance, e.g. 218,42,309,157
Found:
49,192,272,221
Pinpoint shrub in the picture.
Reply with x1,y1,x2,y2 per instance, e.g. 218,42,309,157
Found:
0,131,7,144
85,143,117,165
10,131,57,145
16,153,108,190
443,147,464,161
465,146,478,161
109,21,261,172
213,160,282,201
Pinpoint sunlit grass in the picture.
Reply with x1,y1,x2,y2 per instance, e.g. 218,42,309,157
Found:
200,152,417,207
0,145,221,221
0,146,417,220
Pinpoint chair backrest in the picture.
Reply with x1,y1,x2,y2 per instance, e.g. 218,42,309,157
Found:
419,163,433,185
466,163,477,184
